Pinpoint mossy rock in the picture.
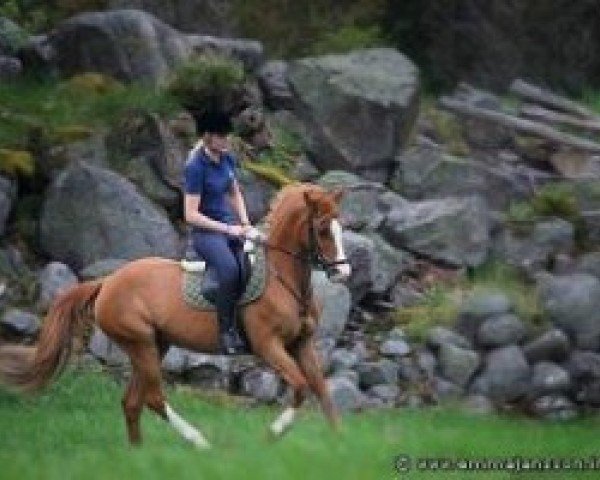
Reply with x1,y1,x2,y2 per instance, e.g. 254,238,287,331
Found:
61,73,125,96
0,149,34,176
241,160,295,188
50,125,95,143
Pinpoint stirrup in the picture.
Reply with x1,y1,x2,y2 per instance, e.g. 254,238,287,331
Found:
219,329,249,355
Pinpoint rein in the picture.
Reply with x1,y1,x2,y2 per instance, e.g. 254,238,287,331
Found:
249,212,349,317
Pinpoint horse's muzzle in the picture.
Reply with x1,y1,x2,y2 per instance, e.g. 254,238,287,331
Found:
326,262,351,283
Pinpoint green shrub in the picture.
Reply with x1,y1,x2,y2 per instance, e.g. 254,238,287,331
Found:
532,182,580,219
257,126,303,172
0,149,34,176
165,54,246,115
311,25,385,55
394,260,545,342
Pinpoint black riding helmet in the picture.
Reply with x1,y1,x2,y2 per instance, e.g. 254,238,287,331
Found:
192,109,233,136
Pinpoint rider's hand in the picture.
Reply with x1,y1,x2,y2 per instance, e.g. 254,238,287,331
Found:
226,224,245,237
240,223,253,236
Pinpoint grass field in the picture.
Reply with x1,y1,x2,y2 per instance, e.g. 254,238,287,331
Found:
1,367,600,480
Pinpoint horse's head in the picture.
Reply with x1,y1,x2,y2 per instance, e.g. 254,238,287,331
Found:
302,188,351,283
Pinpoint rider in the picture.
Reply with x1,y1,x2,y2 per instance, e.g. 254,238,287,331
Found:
183,110,252,355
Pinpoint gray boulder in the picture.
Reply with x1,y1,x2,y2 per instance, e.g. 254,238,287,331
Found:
317,170,391,231
312,270,351,340
462,394,495,415
50,9,193,83
326,375,366,412
0,175,16,236
236,167,277,224
575,251,600,279
366,384,400,405
39,162,180,270
455,291,513,342
432,375,463,401
426,326,471,350
492,218,574,274
380,195,492,267
391,145,530,210
536,273,600,350
366,232,415,296
185,352,232,390
379,339,411,358
187,34,264,72
476,314,527,348
288,48,419,182
531,362,571,396
341,230,375,302
108,0,239,37
328,348,359,374
0,309,40,337
89,327,129,367
36,262,78,312
470,346,531,402
0,17,27,56
44,132,109,181
0,55,21,80
161,346,187,374
524,329,570,363
389,283,424,308
356,359,399,389
106,111,190,209
240,367,281,403
257,60,293,110
18,34,57,75
438,343,480,387
565,350,600,381
78,259,128,280
531,395,578,421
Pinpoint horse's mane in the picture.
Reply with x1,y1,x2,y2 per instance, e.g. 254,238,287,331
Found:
264,182,324,233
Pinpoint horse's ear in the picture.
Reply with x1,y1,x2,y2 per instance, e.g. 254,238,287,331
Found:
303,190,319,211
331,188,344,204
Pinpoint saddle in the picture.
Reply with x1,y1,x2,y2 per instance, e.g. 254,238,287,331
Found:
180,240,267,311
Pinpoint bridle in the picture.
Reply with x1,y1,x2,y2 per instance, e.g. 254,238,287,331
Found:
251,211,350,317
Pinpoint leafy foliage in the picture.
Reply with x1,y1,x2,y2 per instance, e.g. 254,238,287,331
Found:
0,75,179,150
395,260,544,341
165,54,246,117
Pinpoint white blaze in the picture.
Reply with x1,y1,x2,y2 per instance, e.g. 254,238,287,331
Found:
330,219,351,279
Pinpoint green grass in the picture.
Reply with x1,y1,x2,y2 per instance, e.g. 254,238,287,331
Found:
1,367,599,479
0,76,180,150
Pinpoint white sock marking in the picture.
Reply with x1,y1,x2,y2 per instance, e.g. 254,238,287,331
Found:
270,407,296,436
165,403,210,449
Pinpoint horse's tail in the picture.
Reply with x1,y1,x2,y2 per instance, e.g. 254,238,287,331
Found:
0,279,103,393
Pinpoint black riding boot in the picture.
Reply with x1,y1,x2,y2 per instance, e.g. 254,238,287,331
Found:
216,297,247,355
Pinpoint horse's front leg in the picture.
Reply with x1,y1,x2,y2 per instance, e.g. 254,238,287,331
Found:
255,339,310,438
295,336,341,431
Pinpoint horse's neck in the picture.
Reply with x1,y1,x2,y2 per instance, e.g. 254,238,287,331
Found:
266,222,310,296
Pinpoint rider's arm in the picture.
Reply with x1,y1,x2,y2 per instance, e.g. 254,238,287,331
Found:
183,157,232,234
229,179,250,226
184,194,231,234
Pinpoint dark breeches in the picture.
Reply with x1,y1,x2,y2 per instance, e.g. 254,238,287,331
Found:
191,230,244,318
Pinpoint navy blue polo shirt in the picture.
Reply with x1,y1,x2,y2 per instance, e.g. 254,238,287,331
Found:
184,148,238,226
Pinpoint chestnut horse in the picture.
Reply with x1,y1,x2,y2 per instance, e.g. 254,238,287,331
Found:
0,183,351,448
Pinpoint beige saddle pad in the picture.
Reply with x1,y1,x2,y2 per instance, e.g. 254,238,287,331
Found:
181,246,267,310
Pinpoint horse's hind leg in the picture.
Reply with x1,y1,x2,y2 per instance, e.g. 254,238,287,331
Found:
130,342,211,449
122,372,143,444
